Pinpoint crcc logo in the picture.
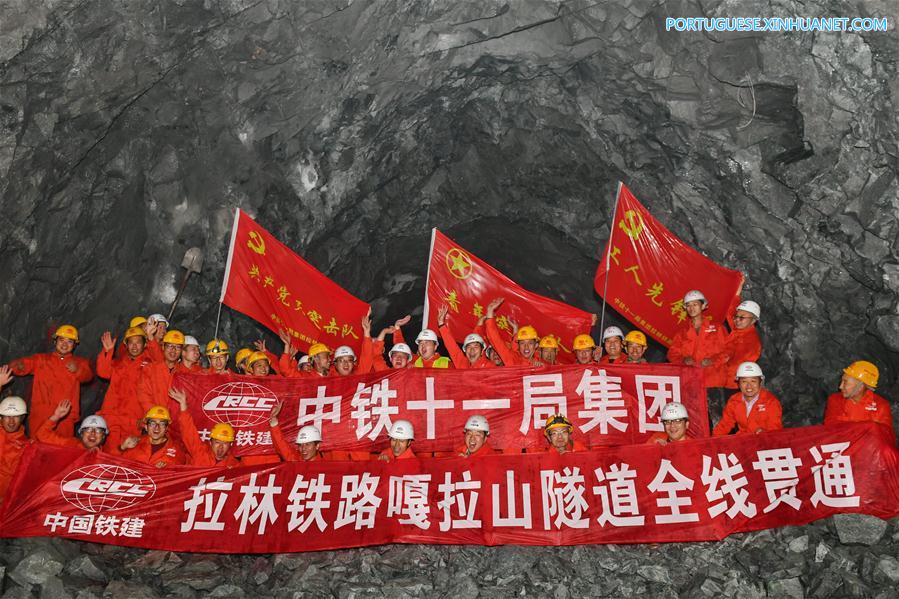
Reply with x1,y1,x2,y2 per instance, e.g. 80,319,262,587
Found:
202,381,278,427
60,464,156,513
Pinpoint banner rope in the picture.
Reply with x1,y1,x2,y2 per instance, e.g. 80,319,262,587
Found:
597,181,622,356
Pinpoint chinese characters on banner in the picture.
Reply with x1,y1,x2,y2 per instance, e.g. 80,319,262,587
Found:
3,423,897,552
220,209,370,355
593,184,744,347
172,363,709,456
424,229,594,363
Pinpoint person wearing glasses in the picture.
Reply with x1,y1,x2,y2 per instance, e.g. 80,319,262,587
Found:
722,300,762,390
647,402,691,445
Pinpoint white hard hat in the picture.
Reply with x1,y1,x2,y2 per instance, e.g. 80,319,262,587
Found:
147,313,169,325
183,335,200,347
389,343,413,356
463,333,485,348
388,419,415,440
333,345,356,360
78,415,108,434
0,396,27,417
296,425,322,444
464,415,490,435
415,329,439,344
298,355,311,365
735,361,765,380
602,326,624,341
660,402,689,421
683,290,707,307
736,300,761,321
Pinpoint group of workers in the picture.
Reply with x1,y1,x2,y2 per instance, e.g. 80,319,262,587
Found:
0,288,893,505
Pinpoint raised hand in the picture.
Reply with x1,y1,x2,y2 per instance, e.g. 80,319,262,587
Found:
52,399,72,422
437,305,449,326
486,298,504,318
120,436,140,451
269,400,283,427
0,365,13,387
168,387,188,412
362,309,372,337
100,332,117,353
393,315,411,329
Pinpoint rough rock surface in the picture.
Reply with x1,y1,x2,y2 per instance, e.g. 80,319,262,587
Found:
2,517,899,597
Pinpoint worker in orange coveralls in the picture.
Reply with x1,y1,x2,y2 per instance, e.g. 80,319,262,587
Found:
596,327,627,364
544,414,587,454
436,305,494,369
377,420,416,462
119,405,188,467
96,326,152,450
485,298,544,367
667,290,728,387
713,362,782,436
8,324,93,438
0,395,31,504
34,399,113,452
458,415,496,458
722,300,763,389
824,360,894,439
170,388,241,467
646,402,692,445
137,329,186,415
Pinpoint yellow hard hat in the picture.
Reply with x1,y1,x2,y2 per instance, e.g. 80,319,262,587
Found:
206,339,230,356
516,325,539,341
210,423,235,443
234,348,253,366
246,351,269,368
844,360,879,389
544,414,572,433
538,336,559,349
54,324,80,343
308,343,330,358
162,330,185,345
124,326,147,340
625,330,647,347
144,405,171,422
129,316,148,328
572,334,595,350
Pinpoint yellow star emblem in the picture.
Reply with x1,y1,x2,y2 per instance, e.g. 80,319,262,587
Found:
446,248,473,279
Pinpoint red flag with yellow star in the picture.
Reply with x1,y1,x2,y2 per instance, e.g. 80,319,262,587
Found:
220,209,370,354
593,184,744,347
423,229,594,363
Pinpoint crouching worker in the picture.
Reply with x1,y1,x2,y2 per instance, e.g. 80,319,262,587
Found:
459,415,495,458
825,360,894,439
544,414,586,454
169,388,241,468
0,397,31,504
35,399,112,452
713,362,782,436
378,420,416,461
269,401,323,462
647,402,690,445
118,405,187,467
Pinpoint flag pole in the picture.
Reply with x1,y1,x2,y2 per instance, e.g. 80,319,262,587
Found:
421,228,437,329
597,182,623,353
213,208,241,342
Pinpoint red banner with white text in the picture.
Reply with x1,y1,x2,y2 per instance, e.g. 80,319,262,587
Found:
220,208,370,354
172,363,709,456
2,423,897,552
594,184,744,347
424,229,594,363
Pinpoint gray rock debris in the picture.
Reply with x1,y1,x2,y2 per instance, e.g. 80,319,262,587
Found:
832,514,889,546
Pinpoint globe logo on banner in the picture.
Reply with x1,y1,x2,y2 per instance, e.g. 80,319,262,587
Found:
60,464,157,513
202,381,279,427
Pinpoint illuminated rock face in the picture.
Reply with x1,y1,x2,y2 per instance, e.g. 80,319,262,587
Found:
1,0,896,421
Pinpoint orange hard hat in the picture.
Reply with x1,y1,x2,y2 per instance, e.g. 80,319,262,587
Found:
625,330,647,347
572,334,595,350
843,361,879,389
308,343,330,358
246,351,270,369
234,348,253,366
210,423,235,443
54,324,80,343
538,336,559,349
162,330,185,345
516,326,539,341
144,406,171,422
124,326,147,340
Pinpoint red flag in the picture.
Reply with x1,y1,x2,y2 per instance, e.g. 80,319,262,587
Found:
220,209,369,353
424,229,593,362
594,184,744,347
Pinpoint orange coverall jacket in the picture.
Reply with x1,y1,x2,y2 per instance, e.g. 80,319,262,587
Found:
0,428,30,503
33,418,119,455
722,326,762,389
121,436,188,468
824,390,894,439
439,325,495,369
96,349,152,448
485,318,542,367
713,389,783,436
667,317,728,387
10,353,93,438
